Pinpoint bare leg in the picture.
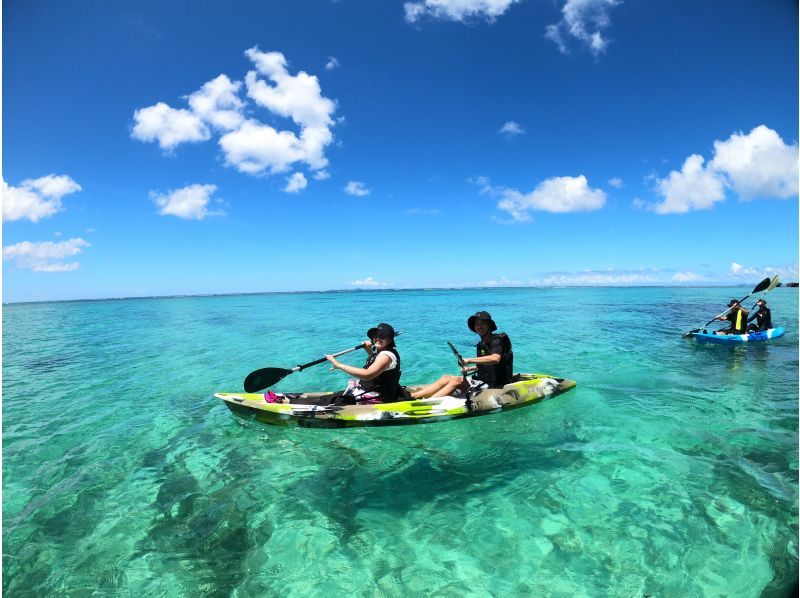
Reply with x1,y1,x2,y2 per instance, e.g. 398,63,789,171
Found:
410,374,461,399
429,376,467,398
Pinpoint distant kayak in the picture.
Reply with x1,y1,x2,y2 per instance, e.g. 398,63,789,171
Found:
215,373,576,428
694,327,785,345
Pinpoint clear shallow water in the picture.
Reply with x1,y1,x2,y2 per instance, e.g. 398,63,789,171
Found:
3,287,798,596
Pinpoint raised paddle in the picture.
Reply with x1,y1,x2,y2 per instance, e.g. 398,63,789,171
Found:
244,333,402,392
682,276,771,338
748,275,780,310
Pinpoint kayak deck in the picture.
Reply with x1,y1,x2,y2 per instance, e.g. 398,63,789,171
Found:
694,327,785,345
214,373,576,428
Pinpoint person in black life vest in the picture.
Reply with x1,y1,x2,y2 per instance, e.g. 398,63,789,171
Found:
715,299,749,335
746,299,772,332
410,311,513,399
325,322,402,403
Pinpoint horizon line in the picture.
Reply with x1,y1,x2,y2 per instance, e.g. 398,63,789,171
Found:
4,282,796,307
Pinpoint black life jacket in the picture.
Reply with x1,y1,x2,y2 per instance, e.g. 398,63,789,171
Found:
475,333,513,387
752,306,772,329
358,347,402,401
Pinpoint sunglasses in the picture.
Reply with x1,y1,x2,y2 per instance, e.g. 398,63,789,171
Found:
371,333,389,340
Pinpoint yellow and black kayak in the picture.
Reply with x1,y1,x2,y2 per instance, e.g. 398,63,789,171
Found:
214,373,576,428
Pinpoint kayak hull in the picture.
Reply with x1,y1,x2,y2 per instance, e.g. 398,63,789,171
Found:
694,327,785,345
214,373,576,428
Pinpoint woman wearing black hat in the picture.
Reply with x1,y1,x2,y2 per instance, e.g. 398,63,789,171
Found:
715,299,749,335
325,323,402,403
746,299,772,332
410,311,513,399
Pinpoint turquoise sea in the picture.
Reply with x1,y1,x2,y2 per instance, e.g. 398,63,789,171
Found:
3,286,798,596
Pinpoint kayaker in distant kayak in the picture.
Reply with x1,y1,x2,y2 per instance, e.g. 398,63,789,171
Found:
411,311,513,399
746,299,772,332
715,299,749,335
325,322,402,403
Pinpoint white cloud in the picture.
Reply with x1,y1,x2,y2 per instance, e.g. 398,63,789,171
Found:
131,102,210,150
284,172,308,193
652,154,727,214
499,121,525,138
404,0,519,23
245,49,336,130
3,237,90,272
710,125,798,200
325,56,340,70
219,120,307,175
3,175,82,222
313,170,331,180
483,276,523,286
528,270,659,286
351,276,388,287
187,74,245,131
672,271,703,282
546,0,620,56
132,48,337,181
345,181,370,196
650,126,797,214
484,175,606,222
608,177,623,188
151,184,223,220
730,262,798,281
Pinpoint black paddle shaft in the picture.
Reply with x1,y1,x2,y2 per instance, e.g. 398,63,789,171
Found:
243,333,403,393
293,343,365,371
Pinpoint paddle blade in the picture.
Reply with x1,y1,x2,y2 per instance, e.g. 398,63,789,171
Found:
243,367,291,393
752,277,771,294
767,275,780,292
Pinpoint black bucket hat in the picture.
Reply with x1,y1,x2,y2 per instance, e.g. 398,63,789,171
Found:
467,311,497,332
367,322,396,340
728,299,740,307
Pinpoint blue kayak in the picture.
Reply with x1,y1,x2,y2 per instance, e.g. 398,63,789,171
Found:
694,327,785,345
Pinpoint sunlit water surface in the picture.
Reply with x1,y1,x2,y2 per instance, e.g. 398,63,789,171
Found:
3,287,798,595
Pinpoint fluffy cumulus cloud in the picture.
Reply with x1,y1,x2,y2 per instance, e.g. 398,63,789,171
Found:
653,154,727,214
480,175,606,222
131,102,210,150
187,74,245,131
150,184,223,220
499,121,525,138
3,175,82,222
284,172,308,193
650,125,798,214
710,125,799,200
3,237,90,272
132,48,337,186
404,0,520,23
545,0,620,56
344,181,370,196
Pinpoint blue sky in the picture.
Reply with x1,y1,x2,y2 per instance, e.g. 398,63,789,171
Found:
3,0,798,302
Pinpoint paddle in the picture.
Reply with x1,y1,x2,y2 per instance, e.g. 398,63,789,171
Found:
243,333,402,392
682,277,771,338
748,275,780,310
447,341,466,368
